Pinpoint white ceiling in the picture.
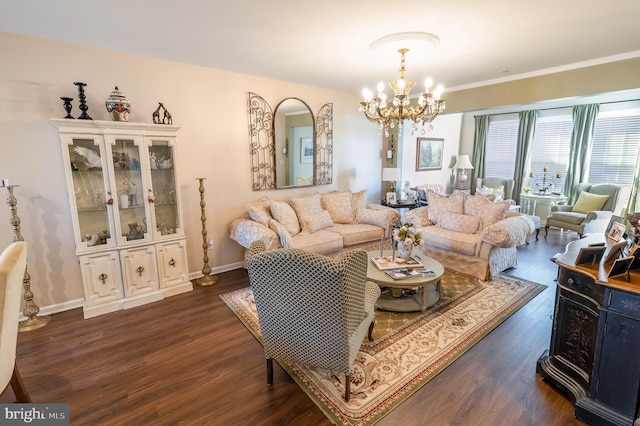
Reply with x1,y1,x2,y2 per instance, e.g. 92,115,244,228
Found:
2,0,640,95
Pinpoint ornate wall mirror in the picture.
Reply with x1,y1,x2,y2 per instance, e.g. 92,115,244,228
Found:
274,98,314,188
247,92,332,190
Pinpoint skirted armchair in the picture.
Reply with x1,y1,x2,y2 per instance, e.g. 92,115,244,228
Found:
545,183,622,238
246,241,380,402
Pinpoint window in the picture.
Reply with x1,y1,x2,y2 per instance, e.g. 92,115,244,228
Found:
589,109,640,214
529,114,572,193
484,115,518,179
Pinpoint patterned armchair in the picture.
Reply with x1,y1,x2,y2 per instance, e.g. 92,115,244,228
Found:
246,241,380,402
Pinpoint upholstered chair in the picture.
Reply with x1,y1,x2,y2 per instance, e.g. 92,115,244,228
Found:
0,241,32,403
545,183,622,238
476,177,515,203
246,241,380,402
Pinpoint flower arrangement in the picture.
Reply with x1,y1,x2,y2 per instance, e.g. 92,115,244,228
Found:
522,186,531,193
392,222,423,249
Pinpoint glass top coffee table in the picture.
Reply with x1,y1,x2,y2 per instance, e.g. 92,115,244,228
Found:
366,250,444,313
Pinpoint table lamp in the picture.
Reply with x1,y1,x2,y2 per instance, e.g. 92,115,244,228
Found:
382,167,401,192
453,155,474,190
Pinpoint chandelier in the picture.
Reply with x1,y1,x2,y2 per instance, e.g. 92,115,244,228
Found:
360,47,445,137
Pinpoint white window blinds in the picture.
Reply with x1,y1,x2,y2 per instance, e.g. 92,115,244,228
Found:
589,112,640,213
485,116,518,179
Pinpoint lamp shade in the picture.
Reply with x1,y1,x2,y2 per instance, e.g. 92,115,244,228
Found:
382,167,401,181
453,155,474,169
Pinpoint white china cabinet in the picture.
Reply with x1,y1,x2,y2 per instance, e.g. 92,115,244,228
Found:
51,119,192,318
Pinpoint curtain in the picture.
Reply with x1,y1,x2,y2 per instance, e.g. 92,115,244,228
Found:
624,147,640,220
513,110,537,204
564,104,600,203
471,115,488,194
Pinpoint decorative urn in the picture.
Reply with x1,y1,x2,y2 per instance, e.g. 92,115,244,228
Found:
105,86,131,121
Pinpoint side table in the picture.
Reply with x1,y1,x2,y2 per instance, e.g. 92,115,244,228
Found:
519,193,567,225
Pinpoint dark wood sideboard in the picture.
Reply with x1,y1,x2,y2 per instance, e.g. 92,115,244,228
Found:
537,235,640,425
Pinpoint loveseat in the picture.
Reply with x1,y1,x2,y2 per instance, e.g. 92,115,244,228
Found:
402,190,535,280
230,190,400,264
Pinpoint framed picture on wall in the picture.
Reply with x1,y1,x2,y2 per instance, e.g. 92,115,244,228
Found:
300,137,313,163
416,137,444,171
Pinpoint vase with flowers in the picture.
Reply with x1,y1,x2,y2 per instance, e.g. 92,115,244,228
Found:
392,222,423,260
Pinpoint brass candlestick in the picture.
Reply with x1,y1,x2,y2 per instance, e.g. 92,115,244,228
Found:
4,185,51,331
195,178,217,286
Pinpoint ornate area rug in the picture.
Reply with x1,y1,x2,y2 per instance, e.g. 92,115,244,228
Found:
220,271,545,425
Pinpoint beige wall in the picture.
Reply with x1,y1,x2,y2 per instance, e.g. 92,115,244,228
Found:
0,32,386,312
2,30,638,314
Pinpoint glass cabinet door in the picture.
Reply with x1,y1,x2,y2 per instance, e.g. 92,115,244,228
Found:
148,140,181,237
110,138,151,244
67,138,112,249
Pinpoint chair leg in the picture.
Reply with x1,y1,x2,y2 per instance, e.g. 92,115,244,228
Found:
344,373,350,402
368,320,375,341
535,228,540,240
10,364,32,403
266,358,273,386
544,225,549,237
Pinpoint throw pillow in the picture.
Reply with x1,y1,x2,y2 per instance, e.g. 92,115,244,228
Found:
356,208,389,229
464,193,510,229
269,200,300,236
427,190,465,224
482,185,505,202
301,210,334,233
351,190,367,213
572,191,610,214
246,196,272,227
439,212,482,234
321,191,354,224
269,219,294,248
290,194,323,233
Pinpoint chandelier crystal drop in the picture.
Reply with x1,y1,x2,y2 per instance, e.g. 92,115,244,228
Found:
360,48,445,136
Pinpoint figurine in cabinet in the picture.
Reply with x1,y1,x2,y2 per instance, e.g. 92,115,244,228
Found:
125,180,138,206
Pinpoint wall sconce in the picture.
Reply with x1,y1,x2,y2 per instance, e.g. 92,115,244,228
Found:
453,155,474,190
382,167,401,192
386,135,397,164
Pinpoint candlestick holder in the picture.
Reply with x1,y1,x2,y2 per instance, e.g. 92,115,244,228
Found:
195,178,217,286
60,96,74,119
530,169,560,195
4,185,51,331
74,82,92,120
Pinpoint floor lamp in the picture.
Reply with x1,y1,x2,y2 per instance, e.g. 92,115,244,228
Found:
2,182,51,331
195,178,217,286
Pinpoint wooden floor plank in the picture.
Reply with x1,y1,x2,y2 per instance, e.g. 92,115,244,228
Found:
0,229,586,425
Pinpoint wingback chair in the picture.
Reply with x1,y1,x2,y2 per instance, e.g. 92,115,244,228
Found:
476,177,515,202
545,183,622,238
0,241,32,403
246,241,380,402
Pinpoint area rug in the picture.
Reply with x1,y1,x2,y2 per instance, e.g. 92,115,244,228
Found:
220,271,545,425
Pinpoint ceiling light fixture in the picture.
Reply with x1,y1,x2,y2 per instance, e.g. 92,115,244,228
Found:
360,33,445,137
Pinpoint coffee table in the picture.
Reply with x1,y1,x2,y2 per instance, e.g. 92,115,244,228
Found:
366,250,444,313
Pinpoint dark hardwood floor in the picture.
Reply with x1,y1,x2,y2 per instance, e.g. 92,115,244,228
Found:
1,229,587,425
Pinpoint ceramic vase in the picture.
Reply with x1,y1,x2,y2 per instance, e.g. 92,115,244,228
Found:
397,243,413,260
105,86,131,122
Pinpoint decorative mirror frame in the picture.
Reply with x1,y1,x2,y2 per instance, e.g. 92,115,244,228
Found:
247,92,333,190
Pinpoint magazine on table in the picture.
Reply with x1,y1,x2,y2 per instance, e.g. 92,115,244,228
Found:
385,268,435,280
371,255,423,271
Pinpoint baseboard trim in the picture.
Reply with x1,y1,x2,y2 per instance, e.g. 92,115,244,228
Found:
21,262,245,320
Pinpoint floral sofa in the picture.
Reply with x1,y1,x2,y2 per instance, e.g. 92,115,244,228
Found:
402,190,535,280
230,190,400,265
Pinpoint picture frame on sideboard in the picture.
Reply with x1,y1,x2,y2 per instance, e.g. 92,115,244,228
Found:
603,240,628,264
575,245,606,266
608,256,633,281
